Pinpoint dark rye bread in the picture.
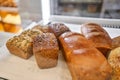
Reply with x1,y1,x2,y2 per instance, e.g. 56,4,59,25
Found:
33,33,59,69
6,29,43,59
48,23,70,38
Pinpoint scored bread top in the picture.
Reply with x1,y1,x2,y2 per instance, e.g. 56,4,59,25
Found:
81,23,112,51
81,23,112,48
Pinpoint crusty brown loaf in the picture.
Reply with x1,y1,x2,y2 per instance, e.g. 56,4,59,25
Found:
48,23,70,38
59,32,112,80
81,23,112,57
33,33,59,69
6,29,42,59
112,36,120,49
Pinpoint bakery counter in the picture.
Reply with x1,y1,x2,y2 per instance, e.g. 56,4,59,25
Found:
0,20,120,80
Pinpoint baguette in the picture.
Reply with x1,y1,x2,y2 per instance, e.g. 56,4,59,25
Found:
59,32,112,80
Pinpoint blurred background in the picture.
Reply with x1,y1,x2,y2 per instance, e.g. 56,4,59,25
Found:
0,0,120,33
51,0,120,19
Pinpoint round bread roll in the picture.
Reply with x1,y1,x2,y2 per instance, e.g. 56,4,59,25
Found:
3,23,22,33
108,47,120,80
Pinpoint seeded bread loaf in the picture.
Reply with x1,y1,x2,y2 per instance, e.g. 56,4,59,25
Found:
20,29,43,39
33,33,59,69
32,25,49,33
81,23,112,57
59,32,112,80
6,29,42,59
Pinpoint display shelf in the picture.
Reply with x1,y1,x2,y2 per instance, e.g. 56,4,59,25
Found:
60,0,102,3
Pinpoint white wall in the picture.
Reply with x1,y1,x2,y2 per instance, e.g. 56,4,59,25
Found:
18,0,42,22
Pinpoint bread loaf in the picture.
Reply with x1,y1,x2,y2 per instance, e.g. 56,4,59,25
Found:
48,23,70,38
32,25,49,33
112,36,120,49
33,33,59,69
81,23,112,57
108,47,120,80
59,32,112,80
6,29,42,59
3,23,22,33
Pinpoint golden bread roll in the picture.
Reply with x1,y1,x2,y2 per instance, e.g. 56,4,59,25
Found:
0,0,17,7
108,47,120,80
3,23,22,33
0,10,21,25
59,32,112,80
81,23,112,57
33,33,59,69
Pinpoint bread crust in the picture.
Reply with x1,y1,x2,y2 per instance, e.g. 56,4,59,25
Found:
33,33,59,69
112,36,120,49
48,23,70,38
81,23,112,57
59,32,112,80
6,29,42,59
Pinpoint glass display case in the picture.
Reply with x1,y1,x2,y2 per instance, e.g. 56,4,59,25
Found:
50,0,120,19
48,0,120,28
51,0,103,18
